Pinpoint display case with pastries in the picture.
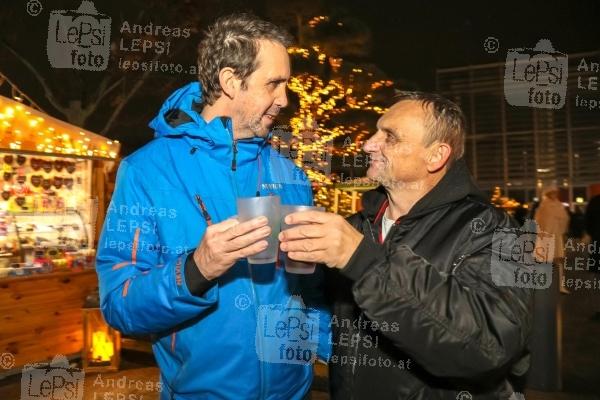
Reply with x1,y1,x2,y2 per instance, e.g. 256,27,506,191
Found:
0,153,97,278
0,95,120,278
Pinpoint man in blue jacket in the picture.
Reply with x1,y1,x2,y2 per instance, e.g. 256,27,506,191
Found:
96,14,330,399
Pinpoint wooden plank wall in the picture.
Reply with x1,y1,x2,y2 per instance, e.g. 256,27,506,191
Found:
0,270,98,370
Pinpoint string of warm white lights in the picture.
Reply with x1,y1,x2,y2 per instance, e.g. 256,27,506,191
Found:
285,41,392,188
284,16,395,213
0,96,119,159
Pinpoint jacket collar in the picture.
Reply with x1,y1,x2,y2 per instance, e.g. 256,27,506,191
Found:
360,158,488,221
148,82,270,169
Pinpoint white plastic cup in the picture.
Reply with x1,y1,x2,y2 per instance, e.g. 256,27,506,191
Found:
280,205,325,274
237,196,281,264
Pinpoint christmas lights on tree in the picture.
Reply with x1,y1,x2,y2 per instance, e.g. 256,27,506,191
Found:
278,16,395,213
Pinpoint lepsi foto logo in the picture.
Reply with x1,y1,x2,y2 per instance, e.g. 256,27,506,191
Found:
47,0,111,71
270,124,333,184
490,219,554,290
21,354,85,400
256,295,320,365
504,39,568,109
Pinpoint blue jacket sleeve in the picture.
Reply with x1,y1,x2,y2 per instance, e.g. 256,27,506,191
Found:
95,160,218,335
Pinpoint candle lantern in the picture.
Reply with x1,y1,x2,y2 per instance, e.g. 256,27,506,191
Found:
81,307,121,372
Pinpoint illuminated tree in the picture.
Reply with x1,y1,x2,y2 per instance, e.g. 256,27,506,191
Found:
275,15,395,209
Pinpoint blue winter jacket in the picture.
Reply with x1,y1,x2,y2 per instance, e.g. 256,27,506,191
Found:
96,82,331,399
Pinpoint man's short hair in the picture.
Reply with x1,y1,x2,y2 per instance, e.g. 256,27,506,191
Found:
394,91,466,165
197,13,293,105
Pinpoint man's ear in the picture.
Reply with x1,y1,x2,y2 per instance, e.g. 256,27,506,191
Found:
218,67,241,99
426,142,452,173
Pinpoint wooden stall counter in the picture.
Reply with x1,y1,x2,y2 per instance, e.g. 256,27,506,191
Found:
0,269,98,371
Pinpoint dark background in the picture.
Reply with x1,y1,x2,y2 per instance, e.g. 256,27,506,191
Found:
0,0,598,155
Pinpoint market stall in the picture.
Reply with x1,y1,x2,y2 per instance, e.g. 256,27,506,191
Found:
0,95,120,370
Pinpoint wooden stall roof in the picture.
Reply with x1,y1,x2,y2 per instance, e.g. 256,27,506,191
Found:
0,96,120,160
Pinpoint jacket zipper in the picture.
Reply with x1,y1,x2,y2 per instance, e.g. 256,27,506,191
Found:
450,240,490,276
451,254,469,275
352,313,362,377
247,261,265,399
231,139,238,171
366,220,376,243
227,126,239,198
225,122,265,399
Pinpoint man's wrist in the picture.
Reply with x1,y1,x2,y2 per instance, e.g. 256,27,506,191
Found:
185,251,217,296
193,251,217,281
337,231,364,269
340,236,385,281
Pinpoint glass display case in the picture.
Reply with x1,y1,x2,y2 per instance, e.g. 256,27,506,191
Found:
0,152,97,277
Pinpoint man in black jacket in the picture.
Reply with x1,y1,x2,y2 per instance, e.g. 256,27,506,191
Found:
279,92,534,399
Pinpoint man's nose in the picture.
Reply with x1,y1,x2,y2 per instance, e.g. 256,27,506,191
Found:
275,87,288,109
363,135,383,153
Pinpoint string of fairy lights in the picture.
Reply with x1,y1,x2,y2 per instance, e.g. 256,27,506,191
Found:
0,71,119,160
281,16,394,209
0,98,119,159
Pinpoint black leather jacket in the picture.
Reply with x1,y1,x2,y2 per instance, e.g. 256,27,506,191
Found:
326,159,533,399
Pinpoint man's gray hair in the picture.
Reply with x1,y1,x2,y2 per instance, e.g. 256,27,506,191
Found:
197,13,293,105
394,91,466,165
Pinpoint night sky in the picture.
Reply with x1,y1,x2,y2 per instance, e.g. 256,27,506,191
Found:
332,0,599,89
0,0,598,155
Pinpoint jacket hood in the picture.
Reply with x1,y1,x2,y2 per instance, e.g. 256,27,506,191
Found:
148,81,267,151
149,81,207,139
361,158,488,220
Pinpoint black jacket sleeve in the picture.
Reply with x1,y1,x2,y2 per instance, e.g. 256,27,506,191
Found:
340,224,533,379
184,251,216,296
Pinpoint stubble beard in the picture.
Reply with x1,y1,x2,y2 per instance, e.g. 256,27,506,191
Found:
249,116,269,137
